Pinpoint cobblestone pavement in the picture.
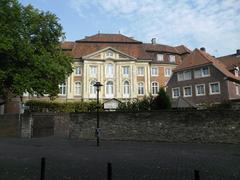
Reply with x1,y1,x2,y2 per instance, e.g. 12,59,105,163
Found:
0,137,239,180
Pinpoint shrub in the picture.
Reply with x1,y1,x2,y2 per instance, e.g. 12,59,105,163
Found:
151,87,171,110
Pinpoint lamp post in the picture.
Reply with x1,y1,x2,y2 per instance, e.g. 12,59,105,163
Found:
94,81,103,147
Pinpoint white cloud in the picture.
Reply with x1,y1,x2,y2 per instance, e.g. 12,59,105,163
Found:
69,0,240,56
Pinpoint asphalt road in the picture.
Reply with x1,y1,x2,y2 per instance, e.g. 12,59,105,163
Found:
0,137,239,180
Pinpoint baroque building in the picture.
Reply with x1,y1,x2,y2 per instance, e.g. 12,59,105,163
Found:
23,33,190,102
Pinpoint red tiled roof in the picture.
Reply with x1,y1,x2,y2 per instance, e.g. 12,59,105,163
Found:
76,33,142,44
217,54,240,70
61,41,74,50
175,45,191,54
174,49,240,82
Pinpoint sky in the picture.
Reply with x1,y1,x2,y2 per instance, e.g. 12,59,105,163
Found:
19,0,240,57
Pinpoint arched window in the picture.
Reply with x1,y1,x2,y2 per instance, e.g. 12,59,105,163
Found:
59,83,66,95
151,82,159,95
105,81,113,98
123,81,130,97
90,80,97,97
75,82,81,95
105,64,113,77
138,82,144,95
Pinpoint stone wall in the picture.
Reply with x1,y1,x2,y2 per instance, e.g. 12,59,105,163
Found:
69,110,240,144
0,114,19,137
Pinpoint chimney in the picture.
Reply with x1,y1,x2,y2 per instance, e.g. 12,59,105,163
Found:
236,49,240,56
200,47,206,52
151,38,156,44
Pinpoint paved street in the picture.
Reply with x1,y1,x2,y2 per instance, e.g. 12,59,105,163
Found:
0,137,239,180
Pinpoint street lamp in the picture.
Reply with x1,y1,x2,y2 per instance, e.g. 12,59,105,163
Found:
94,81,103,146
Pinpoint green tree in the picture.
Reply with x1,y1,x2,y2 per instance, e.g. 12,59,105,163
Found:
0,0,72,111
151,87,171,110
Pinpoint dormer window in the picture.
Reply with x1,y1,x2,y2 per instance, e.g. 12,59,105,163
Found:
234,66,239,77
157,54,163,61
169,55,175,63
106,50,114,58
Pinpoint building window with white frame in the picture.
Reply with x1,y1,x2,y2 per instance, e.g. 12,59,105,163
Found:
195,84,205,96
169,55,175,63
137,67,144,76
105,64,113,77
59,83,66,95
105,81,113,98
157,54,163,61
151,82,159,95
138,82,144,95
172,87,180,98
123,81,130,97
75,82,81,95
164,67,172,77
90,80,97,97
194,66,210,78
177,71,191,81
236,84,240,95
122,66,129,77
90,66,97,77
151,67,158,76
75,67,81,76
183,86,192,97
209,82,220,95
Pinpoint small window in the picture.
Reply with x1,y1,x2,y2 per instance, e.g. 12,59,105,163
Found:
172,87,180,98
177,71,191,81
169,55,175,63
151,82,159,95
194,67,210,78
59,83,66,95
75,67,81,75
183,86,192,97
90,66,97,77
138,82,144,95
236,84,240,95
106,50,114,58
164,67,172,77
137,67,144,76
157,54,164,61
151,67,158,76
209,82,220,95
122,66,129,76
195,84,205,96
75,82,81,95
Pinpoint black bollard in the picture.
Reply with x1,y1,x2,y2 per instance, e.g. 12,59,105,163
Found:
40,157,46,180
107,162,112,180
194,169,200,180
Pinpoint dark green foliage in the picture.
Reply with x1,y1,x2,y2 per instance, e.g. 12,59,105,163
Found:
0,0,72,104
25,100,103,113
151,87,171,110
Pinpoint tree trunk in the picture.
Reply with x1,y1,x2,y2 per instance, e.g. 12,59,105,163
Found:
2,89,20,114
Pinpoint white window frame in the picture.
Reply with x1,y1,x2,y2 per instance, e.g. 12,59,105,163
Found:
236,84,240,95
209,82,221,95
138,82,144,95
151,81,159,95
105,63,114,78
157,54,164,61
75,81,81,96
137,67,144,76
59,83,66,96
122,66,129,77
194,67,210,78
164,67,172,77
195,84,205,96
169,55,175,63
151,67,158,76
123,81,130,98
89,80,97,98
90,66,97,77
172,87,180,98
105,81,114,98
183,86,192,97
75,66,81,76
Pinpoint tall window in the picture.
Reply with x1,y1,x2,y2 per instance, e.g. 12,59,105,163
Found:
75,67,81,75
169,55,175,63
137,67,144,76
105,64,113,77
123,81,130,97
122,66,129,76
138,82,144,95
105,81,113,98
59,83,66,95
75,82,81,95
183,86,192,97
151,82,159,95
209,82,220,95
157,54,163,61
90,66,97,77
236,84,240,95
195,84,205,96
90,80,97,97
164,67,172,77
151,67,158,76
172,87,180,98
